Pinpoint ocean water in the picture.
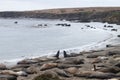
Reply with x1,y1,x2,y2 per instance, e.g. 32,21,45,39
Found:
0,18,119,63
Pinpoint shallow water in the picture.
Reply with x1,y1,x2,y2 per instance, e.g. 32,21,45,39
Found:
0,18,119,62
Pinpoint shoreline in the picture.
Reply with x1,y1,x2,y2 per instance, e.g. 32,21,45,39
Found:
1,21,119,67
0,19,119,80
0,42,119,80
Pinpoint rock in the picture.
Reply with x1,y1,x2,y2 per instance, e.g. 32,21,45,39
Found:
65,67,78,74
40,63,58,71
107,51,120,56
0,64,7,70
87,54,98,58
0,75,16,80
33,70,61,80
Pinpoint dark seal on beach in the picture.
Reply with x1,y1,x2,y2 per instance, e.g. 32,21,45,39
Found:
54,50,60,59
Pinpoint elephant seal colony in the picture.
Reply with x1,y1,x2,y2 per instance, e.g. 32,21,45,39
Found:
0,45,120,80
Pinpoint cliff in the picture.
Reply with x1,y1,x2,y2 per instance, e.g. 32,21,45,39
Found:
0,7,120,24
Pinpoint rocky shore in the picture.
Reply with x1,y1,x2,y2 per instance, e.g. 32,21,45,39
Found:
0,44,120,80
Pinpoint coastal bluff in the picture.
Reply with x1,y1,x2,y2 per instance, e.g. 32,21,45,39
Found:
0,7,120,24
